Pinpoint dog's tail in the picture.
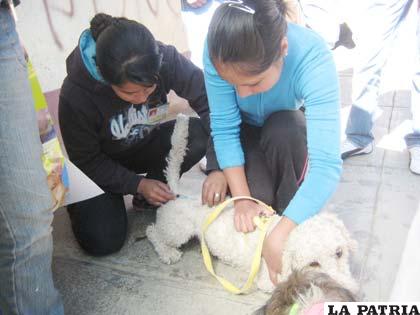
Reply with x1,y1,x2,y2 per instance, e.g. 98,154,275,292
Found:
164,114,190,194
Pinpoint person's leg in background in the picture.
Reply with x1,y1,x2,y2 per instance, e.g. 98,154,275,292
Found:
297,0,355,49
242,111,308,213
405,6,420,174
298,0,340,48
0,6,64,315
342,0,414,159
180,0,221,68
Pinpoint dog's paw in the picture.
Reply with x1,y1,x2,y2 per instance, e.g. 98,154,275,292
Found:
160,247,183,265
147,224,183,264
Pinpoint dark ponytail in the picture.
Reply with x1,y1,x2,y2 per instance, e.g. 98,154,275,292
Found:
208,0,288,75
89,13,162,86
90,13,114,41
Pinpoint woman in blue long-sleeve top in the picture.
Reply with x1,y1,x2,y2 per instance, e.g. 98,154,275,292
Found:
204,0,342,284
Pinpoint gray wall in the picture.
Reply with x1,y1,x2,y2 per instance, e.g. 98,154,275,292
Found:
15,0,189,91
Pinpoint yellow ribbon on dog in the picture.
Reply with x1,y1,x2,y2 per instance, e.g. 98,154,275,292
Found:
200,196,276,294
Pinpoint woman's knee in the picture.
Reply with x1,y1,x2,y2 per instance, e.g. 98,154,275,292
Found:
261,110,307,149
73,225,126,256
244,148,275,205
186,117,208,161
67,193,127,256
248,179,274,207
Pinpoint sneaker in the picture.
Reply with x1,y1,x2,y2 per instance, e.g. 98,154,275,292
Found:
341,139,373,160
409,147,420,175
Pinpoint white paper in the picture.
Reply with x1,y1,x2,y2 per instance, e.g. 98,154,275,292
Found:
63,158,104,206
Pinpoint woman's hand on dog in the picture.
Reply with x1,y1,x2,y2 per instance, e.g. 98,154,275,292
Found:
202,170,228,207
233,200,263,233
137,178,176,206
262,217,297,285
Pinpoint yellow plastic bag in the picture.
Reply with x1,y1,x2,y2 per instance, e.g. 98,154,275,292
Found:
29,61,69,210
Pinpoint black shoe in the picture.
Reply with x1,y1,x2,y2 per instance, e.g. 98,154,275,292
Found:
333,23,356,50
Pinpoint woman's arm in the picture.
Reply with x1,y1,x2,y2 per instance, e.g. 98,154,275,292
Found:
202,41,243,169
263,38,342,284
262,216,297,285
59,95,142,195
203,42,265,232
59,94,175,204
223,166,264,232
283,40,342,225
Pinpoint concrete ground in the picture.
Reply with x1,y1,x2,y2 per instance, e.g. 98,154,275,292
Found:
51,32,420,315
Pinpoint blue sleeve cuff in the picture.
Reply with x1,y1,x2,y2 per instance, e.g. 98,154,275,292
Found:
282,159,342,224
216,142,245,169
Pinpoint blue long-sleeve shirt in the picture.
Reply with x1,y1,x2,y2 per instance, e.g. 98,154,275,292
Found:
203,23,342,224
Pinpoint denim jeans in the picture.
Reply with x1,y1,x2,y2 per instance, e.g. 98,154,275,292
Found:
346,0,420,148
0,7,64,315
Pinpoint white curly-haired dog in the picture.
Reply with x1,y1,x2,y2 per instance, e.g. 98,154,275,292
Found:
146,115,358,293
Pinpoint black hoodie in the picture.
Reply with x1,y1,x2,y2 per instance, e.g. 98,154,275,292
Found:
59,41,213,196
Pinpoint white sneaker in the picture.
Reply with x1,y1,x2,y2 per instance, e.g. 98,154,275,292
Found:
341,138,373,160
409,147,420,175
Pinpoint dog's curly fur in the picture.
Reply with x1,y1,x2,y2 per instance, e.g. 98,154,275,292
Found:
146,115,358,293
255,269,357,315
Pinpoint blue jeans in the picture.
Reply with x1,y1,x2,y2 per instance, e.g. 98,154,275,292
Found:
346,0,420,148
0,8,64,315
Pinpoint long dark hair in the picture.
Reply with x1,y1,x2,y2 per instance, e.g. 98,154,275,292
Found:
208,0,288,75
90,13,162,86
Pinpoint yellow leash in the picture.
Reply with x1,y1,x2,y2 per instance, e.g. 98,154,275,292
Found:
200,196,276,294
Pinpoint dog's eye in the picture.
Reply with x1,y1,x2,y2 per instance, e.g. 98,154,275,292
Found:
309,261,321,267
336,247,343,258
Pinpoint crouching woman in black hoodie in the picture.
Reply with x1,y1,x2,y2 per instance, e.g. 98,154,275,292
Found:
59,13,225,256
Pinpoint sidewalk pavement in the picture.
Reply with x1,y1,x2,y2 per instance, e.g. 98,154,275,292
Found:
51,47,420,315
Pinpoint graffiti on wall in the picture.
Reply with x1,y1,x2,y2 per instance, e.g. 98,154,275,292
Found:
42,0,180,50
